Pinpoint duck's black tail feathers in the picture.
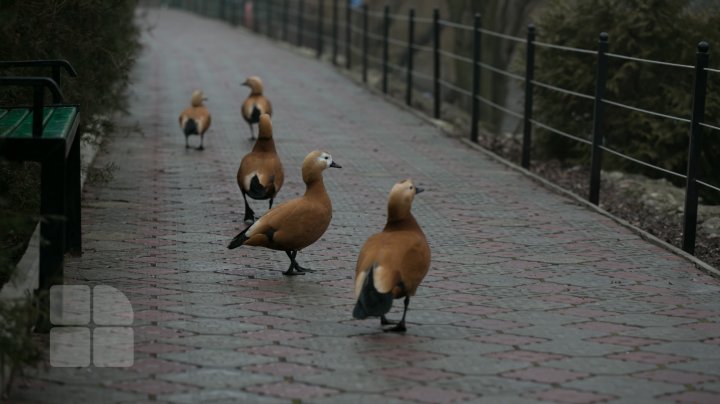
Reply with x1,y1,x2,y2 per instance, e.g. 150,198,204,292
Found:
353,264,393,320
228,226,251,249
247,175,274,199
183,118,198,136
249,104,262,124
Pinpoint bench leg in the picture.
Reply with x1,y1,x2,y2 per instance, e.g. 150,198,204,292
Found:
35,150,67,333
66,133,82,256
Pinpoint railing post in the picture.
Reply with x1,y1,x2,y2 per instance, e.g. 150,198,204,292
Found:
298,0,304,47
406,8,415,106
682,42,710,254
521,24,536,169
332,0,339,64
433,8,440,119
252,0,259,32
470,13,481,142
362,4,368,82
317,0,324,58
33,85,44,136
382,5,390,94
282,0,289,41
267,0,273,38
589,32,609,205
345,0,352,69
240,0,246,28
231,0,238,26
52,66,62,103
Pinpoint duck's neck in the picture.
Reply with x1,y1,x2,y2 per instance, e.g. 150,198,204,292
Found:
252,137,276,153
385,210,419,231
304,177,327,198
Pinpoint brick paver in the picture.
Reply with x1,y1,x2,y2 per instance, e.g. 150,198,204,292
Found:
8,7,720,403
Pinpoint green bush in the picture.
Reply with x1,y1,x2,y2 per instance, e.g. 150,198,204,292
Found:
0,0,141,118
532,0,720,201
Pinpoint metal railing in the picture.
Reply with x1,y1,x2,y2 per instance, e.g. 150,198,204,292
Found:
167,0,719,258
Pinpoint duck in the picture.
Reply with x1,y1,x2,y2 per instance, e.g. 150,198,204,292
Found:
237,114,284,223
241,76,272,141
352,179,430,332
178,90,211,150
228,150,341,276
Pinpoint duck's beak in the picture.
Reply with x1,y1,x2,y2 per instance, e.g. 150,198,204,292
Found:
415,187,424,194
241,81,249,87
330,161,342,168
203,97,208,101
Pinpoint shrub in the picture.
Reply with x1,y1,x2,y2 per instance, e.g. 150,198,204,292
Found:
532,0,720,202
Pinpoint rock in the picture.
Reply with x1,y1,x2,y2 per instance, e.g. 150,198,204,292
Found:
700,217,720,239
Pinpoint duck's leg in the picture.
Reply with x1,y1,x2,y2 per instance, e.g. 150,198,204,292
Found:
197,134,204,150
383,296,409,333
282,250,305,276
268,198,274,210
242,192,255,224
185,135,190,149
290,251,315,273
248,123,255,141
380,315,397,325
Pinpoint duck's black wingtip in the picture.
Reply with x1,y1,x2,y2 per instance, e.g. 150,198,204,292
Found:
228,228,250,249
353,264,393,319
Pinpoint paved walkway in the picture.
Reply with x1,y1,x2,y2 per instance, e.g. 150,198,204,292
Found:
9,8,720,404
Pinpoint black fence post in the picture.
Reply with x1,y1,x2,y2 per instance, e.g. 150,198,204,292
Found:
332,0,339,64
267,0,273,38
406,8,415,106
382,5,390,94
345,0,352,69
433,8,440,119
682,42,710,254
240,0,246,28
231,0,238,26
298,0,304,47
282,0,289,41
318,0,324,58
589,32,609,205
470,13,481,142
521,24,536,169
362,4,368,82
252,0,259,32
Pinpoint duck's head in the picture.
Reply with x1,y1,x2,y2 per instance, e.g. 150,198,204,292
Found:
191,90,207,107
258,113,273,139
387,179,423,221
302,150,341,183
242,76,264,95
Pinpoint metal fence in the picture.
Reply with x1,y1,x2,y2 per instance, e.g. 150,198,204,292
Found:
167,0,719,258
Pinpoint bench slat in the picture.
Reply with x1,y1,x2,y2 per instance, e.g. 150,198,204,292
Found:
0,109,31,137
0,106,77,139
8,108,54,138
42,107,78,139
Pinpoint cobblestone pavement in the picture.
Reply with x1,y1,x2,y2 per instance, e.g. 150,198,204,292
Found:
9,8,720,404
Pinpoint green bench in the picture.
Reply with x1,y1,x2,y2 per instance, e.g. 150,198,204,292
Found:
0,60,81,331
